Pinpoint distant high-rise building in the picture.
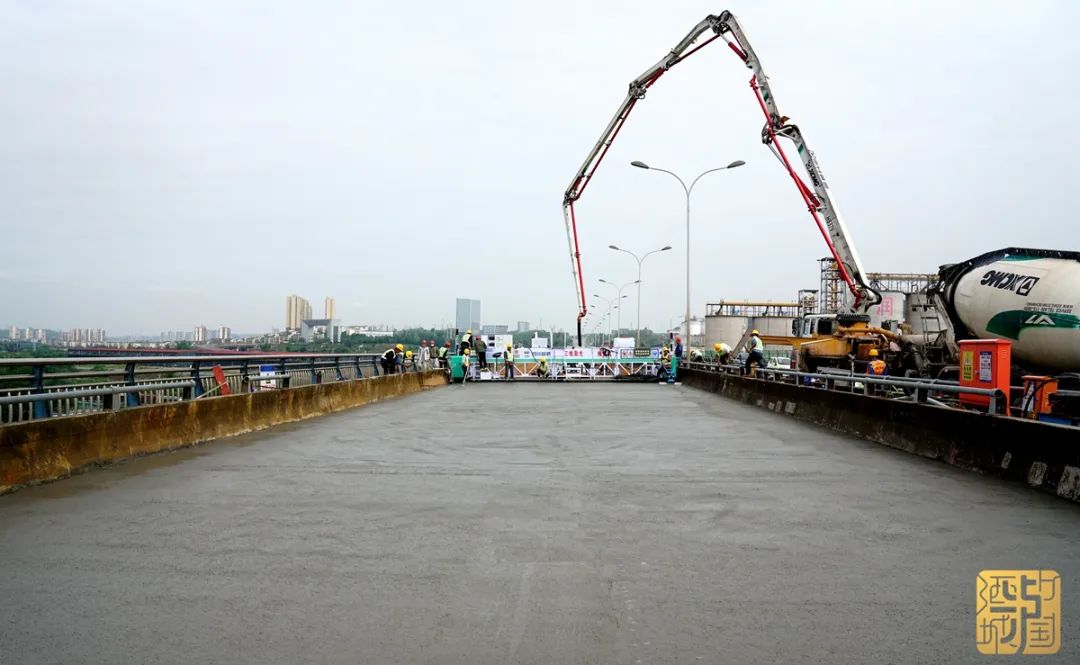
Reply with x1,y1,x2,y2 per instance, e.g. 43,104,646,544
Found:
218,325,231,341
324,297,336,320
455,298,481,333
286,294,312,330
516,321,530,332
481,324,508,335
193,325,208,343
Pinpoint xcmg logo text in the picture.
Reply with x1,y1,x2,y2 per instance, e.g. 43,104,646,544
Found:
980,270,1040,297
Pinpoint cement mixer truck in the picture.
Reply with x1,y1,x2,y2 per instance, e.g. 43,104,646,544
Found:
932,248,1080,372
927,248,1080,423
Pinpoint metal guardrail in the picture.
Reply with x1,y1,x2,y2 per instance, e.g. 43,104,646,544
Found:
679,360,1008,415
454,355,667,382
0,353,403,424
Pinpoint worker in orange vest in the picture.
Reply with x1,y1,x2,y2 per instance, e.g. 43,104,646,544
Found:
867,348,887,376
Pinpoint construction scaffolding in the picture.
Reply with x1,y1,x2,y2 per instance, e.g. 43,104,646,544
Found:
818,258,937,313
705,301,803,317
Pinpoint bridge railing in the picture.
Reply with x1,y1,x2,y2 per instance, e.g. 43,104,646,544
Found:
0,353,404,424
679,360,1008,415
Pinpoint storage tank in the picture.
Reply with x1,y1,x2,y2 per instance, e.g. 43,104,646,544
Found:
904,292,944,336
748,315,796,339
868,290,906,328
704,314,747,349
938,248,1080,370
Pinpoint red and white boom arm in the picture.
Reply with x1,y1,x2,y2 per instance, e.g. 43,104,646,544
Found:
562,11,880,342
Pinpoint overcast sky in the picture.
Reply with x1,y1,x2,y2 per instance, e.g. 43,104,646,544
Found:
2,0,1077,335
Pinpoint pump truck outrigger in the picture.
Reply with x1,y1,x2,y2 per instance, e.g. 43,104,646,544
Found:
562,11,884,357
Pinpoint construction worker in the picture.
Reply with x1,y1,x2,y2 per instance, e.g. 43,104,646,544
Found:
381,344,403,375
689,348,705,363
744,330,765,375
459,329,473,355
419,340,430,370
867,348,888,376
714,342,733,365
476,336,489,371
504,344,515,380
674,335,684,359
438,341,450,369
394,344,405,373
536,355,549,378
404,349,414,371
460,347,471,384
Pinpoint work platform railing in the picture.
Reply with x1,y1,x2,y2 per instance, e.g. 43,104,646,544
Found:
0,354,399,423
679,360,1009,415
460,356,665,382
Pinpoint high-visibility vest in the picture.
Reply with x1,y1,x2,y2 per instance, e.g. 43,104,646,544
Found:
505,349,514,362
438,347,448,359
868,359,887,375
749,336,763,352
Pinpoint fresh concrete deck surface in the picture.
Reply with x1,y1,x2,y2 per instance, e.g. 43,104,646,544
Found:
1,383,1077,664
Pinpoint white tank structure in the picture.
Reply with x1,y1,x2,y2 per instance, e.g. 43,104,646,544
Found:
748,315,797,339
867,290,906,329
937,248,1080,371
704,315,747,349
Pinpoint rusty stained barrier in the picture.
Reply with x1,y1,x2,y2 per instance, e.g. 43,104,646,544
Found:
0,369,448,494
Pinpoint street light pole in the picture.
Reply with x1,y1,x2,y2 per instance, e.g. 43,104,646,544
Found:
631,159,745,351
598,278,639,340
609,244,671,346
592,293,627,346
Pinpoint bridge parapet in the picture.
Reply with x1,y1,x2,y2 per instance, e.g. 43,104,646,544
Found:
0,353,403,424
680,366,1080,504
0,365,447,493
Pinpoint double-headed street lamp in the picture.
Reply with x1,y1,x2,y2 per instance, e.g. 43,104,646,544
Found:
592,293,626,345
608,245,672,346
631,159,745,348
598,278,639,339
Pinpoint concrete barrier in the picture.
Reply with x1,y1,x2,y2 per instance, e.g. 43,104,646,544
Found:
0,370,448,493
682,368,1080,504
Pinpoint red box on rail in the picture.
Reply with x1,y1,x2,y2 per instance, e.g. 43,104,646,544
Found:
958,339,1011,415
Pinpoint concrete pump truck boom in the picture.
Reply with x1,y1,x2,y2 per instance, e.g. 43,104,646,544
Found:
561,11,888,368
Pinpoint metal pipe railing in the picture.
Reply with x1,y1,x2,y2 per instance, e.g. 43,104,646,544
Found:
0,353,385,424
679,361,1008,415
0,381,197,406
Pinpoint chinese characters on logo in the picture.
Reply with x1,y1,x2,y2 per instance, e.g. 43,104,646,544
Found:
977,570,1060,655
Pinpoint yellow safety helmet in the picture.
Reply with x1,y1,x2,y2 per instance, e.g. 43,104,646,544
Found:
395,343,404,351
868,348,879,357
466,329,472,334
405,350,413,358
751,329,760,336
506,344,512,349
463,348,470,354
713,343,722,351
